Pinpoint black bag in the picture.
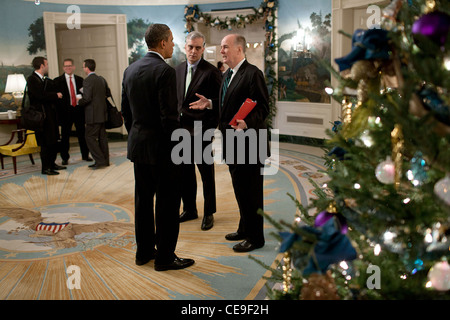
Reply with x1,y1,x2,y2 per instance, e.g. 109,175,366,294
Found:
105,96,123,129
20,85,46,132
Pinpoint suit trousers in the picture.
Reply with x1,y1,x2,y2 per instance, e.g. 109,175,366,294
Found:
228,163,265,246
181,135,216,216
85,123,109,166
60,107,89,161
134,161,181,265
35,132,58,172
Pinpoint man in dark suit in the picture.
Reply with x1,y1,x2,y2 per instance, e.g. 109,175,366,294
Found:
121,23,194,271
190,34,270,252
54,58,92,165
175,31,222,231
26,56,65,175
78,59,110,169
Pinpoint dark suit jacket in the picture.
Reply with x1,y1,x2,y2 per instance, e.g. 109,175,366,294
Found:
175,58,221,133
54,73,84,123
218,60,270,164
26,72,60,143
78,73,110,124
121,52,180,165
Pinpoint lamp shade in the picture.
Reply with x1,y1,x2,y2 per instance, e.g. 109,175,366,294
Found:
5,74,26,94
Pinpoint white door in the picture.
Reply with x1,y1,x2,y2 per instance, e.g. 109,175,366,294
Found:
56,25,120,112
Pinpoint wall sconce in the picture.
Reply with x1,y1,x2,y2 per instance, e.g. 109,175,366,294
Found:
292,28,312,59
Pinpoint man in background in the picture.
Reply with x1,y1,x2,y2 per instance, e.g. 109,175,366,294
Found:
55,58,92,165
26,56,65,175
121,23,194,271
78,59,110,169
175,31,222,231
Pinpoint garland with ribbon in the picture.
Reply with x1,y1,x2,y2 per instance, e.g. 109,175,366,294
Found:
183,0,278,128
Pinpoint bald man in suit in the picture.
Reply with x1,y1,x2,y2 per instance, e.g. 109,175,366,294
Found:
190,34,270,252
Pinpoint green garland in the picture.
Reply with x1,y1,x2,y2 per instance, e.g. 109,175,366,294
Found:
183,0,278,128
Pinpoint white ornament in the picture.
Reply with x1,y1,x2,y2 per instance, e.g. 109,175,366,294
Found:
375,156,396,184
428,261,450,291
434,174,450,206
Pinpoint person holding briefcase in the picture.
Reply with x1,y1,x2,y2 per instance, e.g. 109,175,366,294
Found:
78,59,110,169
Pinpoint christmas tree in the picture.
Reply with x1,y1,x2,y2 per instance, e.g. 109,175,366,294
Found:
257,0,450,299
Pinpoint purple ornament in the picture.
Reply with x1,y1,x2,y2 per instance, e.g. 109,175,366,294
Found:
314,210,348,234
412,11,450,47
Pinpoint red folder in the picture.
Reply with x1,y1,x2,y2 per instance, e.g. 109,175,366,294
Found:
229,98,257,126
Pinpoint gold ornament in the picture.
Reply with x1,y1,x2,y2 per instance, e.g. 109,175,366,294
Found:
341,96,353,125
425,0,436,13
326,201,338,214
350,60,378,81
300,271,340,300
391,124,404,189
282,252,293,293
350,60,379,104
357,79,368,103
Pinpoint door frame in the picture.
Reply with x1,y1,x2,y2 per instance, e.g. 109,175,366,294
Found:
43,12,128,133
43,11,128,80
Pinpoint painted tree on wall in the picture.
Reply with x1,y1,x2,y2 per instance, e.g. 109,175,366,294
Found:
127,18,184,66
127,18,150,65
27,17,45,55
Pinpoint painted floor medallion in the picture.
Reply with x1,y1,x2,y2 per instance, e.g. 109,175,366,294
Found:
0,144,326,300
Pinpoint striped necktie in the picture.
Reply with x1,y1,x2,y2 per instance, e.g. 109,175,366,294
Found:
221,69,233,106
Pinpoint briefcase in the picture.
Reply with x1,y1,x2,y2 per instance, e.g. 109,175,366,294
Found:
105,96,123,129
20,85,46,132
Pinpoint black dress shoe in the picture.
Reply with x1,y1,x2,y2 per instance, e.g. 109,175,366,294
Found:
179,210,198,223
154,256,195,271
136,251,156,266
201,215,214,231
89,163,108,169
42,169,59,175
233,240,264,253
225,232,246,241
82,157,93,162
53,165,67,170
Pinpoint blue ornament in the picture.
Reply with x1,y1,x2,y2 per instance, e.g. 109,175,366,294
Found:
334,29,390,71
410,259,424,275
417,87,450,126
409,151,428,185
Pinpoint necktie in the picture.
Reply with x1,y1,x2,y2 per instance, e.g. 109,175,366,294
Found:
221,69,233,106
69,76,77,107
185,66,193,96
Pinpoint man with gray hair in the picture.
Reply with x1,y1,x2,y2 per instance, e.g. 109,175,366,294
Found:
175,31,222,230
